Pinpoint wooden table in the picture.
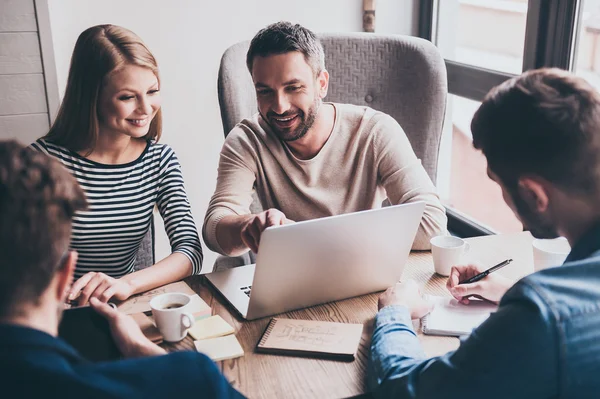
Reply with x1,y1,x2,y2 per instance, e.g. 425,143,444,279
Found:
164,232,534,399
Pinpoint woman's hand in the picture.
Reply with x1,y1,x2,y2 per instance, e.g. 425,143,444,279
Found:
69,272,135,306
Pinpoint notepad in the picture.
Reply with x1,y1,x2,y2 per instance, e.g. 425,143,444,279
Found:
188,294,212,321
194,335,244,361
421,295,497,337
188,315,234,340
256,318,363,361
117,281,197,314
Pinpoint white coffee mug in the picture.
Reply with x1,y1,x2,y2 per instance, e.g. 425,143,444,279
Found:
150,293,194,342
430,235,470,277
532,237,570,272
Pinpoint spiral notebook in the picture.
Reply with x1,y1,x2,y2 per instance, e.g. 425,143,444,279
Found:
256,318,363,361
421,295,497,337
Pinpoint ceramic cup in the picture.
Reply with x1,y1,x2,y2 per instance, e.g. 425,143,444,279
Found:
532,237,570,272
430,235,471,276
149,293,194,342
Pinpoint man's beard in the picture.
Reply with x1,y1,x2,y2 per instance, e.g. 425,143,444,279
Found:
265,98,320,142
508,186,558,239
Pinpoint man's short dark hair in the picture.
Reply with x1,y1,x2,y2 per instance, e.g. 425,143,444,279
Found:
0,141,87,318
246,21,325,76
471,68,600,195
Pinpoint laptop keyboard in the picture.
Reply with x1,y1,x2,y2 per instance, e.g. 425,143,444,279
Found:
239,285,252,297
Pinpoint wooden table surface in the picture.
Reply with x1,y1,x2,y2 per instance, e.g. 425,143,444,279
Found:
163,232,534,399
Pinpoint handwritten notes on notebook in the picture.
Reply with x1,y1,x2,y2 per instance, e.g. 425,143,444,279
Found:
422,295,497,337
256,318,363,361
117,281,196,315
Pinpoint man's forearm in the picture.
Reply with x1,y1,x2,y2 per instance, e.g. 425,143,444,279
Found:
412,201,448,250
369,305,426,393
215,214,254,256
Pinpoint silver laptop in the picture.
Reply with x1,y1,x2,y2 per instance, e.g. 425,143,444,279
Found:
206,201,426,320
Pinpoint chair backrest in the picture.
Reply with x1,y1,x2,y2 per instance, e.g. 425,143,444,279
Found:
217,32,447,183
134,219,155,270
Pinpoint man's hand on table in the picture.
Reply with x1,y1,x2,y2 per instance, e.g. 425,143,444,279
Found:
446,264,513,305
90,297,166,358
378,280,433,319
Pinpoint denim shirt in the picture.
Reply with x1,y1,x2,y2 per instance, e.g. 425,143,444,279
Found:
370,225,600,399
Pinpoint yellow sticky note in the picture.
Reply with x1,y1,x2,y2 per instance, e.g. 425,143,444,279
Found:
194,335,244,362
188,315,234,340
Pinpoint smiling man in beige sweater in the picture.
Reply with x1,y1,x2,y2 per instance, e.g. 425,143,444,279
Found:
203,22,447,258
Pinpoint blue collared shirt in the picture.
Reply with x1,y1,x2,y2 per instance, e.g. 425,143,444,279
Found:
369,225,600,398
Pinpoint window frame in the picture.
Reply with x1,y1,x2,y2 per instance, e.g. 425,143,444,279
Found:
418,0,581,237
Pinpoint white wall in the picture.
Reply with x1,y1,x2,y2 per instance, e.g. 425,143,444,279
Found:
45,0,417,272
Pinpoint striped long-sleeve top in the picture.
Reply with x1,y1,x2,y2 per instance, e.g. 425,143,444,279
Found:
32,139,203,278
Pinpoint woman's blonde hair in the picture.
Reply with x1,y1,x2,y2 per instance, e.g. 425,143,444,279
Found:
44,24,162,152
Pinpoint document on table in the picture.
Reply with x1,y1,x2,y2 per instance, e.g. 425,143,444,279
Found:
422,295,497,337
117,281,196,315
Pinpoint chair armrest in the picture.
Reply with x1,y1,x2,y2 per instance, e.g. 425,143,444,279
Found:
446,207,495,238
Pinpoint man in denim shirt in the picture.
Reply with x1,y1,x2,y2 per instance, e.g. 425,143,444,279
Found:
370,68,600,398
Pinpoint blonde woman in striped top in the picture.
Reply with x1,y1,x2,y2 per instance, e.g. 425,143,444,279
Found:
32,25,202,306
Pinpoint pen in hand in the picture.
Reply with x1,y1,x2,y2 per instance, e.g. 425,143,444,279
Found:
459,259,513,285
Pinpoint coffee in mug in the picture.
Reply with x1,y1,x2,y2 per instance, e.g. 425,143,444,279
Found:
161,303,184,310
150,293,194,342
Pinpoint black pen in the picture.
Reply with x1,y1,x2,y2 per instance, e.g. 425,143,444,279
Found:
459,259,513,285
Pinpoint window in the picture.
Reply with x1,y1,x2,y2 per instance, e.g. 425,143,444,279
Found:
443,95,522,233
574,0,600,89
436,0,529,74
419,0,580,236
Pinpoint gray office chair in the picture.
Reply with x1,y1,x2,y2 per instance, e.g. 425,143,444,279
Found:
216,32,448,268
218,32,447,182
134,220,155,270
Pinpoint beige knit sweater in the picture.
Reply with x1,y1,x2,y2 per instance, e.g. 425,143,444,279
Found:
203,103,447,253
